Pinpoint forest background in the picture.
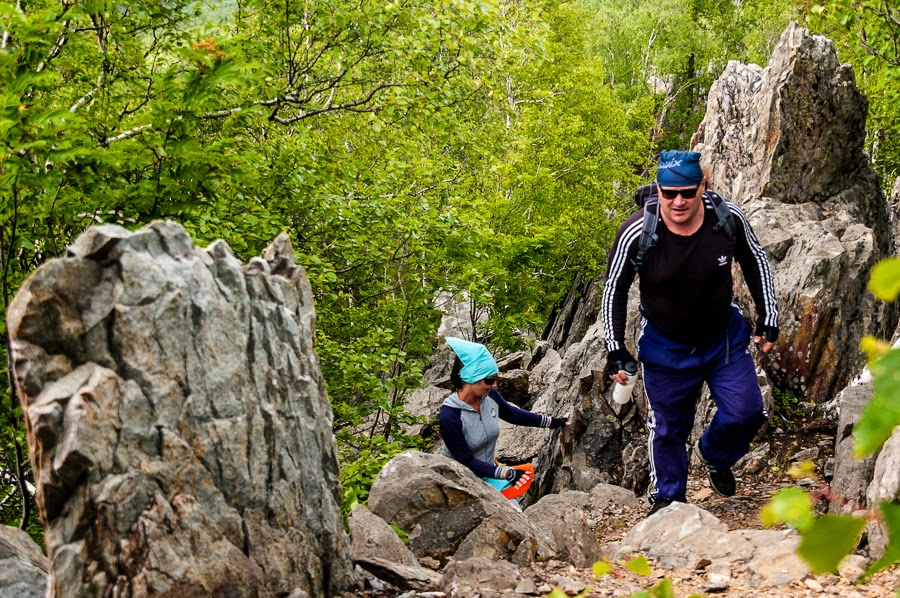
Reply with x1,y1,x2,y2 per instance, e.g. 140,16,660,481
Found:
0,0,897,543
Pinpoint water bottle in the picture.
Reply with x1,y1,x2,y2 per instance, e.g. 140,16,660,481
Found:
612,361,639,405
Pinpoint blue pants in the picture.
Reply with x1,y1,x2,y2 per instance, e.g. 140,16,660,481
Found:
638,307,768,502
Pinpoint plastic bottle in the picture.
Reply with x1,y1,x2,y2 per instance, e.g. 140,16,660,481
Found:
612,361,639,405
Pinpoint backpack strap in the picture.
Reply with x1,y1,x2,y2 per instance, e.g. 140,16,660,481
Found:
631,198,660,273
707,191,736,242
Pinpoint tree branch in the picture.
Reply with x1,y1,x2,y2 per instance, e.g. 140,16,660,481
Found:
270,82,399,124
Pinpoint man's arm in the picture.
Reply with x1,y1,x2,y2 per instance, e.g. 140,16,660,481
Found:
601,215,642,375
728,203,779,352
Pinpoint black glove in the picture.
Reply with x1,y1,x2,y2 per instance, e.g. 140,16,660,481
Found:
606,348,636,376
548,416,568,429
754,321,779,343
505,468,528,484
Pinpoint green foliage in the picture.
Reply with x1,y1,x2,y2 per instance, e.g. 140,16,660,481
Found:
585,0,798,150
592,561,613,576
869,258,900,302
770,386,805,427
797,514,867,574
763,486,869,574
853,340,900,456
626,556,653,576
630,577,674,598
761,486,815,530
807,0,900,188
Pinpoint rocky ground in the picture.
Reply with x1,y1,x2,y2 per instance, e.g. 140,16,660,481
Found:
351,424,900,597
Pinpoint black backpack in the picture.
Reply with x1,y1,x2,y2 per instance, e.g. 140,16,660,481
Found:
631,183,737,273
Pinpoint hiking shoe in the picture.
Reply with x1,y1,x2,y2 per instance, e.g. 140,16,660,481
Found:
696,440,736,497
647,498,673,518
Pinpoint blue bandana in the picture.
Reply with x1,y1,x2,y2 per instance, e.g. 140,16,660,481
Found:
656,150,704,187
445,337,499,383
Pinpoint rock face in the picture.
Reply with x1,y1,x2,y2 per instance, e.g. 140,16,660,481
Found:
866,428,900,559
368,451,556,566
0,526,48,598
6,222,353,596
828,370,879,514
693,22,897,402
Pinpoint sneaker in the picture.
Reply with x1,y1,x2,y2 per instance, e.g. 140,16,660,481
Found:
696,440,736,497
647,498,673,518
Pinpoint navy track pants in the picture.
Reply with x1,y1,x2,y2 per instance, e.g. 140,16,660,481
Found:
638,306,768,503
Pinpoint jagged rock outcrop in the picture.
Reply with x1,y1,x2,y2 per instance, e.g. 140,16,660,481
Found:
693,22,897,402
368,451,556,566
0,526,48,598
541,274,603,355
7,222,353,596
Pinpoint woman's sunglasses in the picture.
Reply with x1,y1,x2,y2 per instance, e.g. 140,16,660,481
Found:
659,185,701,200
481,376,498,385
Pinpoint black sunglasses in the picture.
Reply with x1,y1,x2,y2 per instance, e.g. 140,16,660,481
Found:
481,376,498,385
659,185,701,200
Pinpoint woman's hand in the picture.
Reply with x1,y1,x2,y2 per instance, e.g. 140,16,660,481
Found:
505,468,530,487
549,412,571,429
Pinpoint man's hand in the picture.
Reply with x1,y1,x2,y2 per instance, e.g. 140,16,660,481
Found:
607,348,635,384
754,322,779,354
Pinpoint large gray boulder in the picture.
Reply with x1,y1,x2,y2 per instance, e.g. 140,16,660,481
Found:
7,222,353,596
524,491,603,567
693,22,897,402
607,502,809,589
368,451,556,566
348,504,419,567
0,526,48,598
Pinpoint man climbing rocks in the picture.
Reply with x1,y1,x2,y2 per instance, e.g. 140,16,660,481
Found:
600,150,779,516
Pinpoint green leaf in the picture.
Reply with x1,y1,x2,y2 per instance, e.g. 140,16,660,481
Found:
861,501,900,581
797,514,865,574
861,335,891,362
592,561,613,576
869,257,900,301
625,556,652,576
854,346,900,456
648,578,674,598
760,488,813,531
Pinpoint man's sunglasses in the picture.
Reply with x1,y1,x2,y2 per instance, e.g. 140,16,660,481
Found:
481,376,498,385
659,185,701,200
